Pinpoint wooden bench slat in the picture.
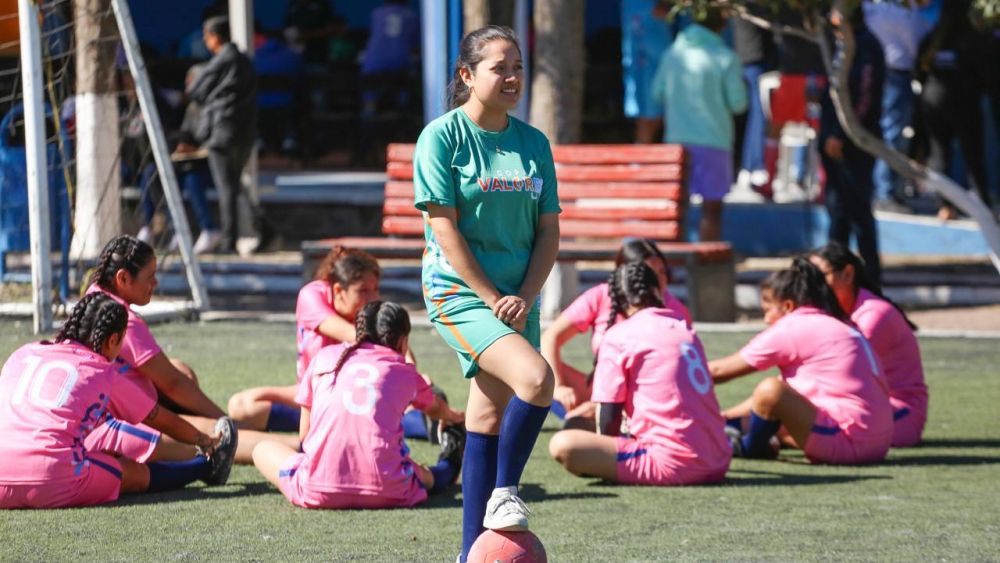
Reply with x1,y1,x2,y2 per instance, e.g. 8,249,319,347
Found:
383,198,680,220
551,144,684,164
303,237,732,264
386,181,683,201
383,216,680,241
554,164,683,182
387,143,685,165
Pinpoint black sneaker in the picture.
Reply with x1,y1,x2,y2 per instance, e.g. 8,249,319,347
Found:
204,416,238,486
725,424,746,458
437,423,466,484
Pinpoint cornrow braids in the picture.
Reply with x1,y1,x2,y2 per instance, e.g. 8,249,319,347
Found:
811,242,917,331
330,301,412,377
90,235,156,293
607,262,664,332
614,238,672,283
50,293,127,354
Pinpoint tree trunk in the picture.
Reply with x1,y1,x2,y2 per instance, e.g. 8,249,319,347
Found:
72,0,121,259
531,0,585,317
463,0,514,34
529,0,584,143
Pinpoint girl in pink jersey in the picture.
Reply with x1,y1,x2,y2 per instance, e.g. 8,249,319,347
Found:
85,235,296,465
542,239,691,424
252,301,466,509
810,242,927,447
227,246,381,432
709,258,894,465
227,247,448,441
548,262,731,485
0,294,237,509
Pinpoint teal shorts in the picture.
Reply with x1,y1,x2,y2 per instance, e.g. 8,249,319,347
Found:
426,295,541,379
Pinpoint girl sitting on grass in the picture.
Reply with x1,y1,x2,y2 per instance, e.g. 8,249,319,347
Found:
0,294,237,509
86,234,296,464
548,262,730,485
809,242,927,447
709,258,893,464
252,301,466,509
541,238,691,423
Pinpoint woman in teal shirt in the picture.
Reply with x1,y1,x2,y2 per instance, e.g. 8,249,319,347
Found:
413,25,559,563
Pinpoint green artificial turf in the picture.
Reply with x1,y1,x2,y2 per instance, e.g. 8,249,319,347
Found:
0,319,997,561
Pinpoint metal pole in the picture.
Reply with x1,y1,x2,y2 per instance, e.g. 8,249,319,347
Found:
421,0,448,123
18,0,53,333
514,0,530,121
111,0,210,311
228,0,258,214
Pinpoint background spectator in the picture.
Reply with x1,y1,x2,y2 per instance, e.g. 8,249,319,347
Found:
864,0,938,212
819,7,885,287
621,0,673,144
652,7,747,242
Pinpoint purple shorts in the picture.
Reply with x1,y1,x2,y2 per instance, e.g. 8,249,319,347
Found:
684,144,733,202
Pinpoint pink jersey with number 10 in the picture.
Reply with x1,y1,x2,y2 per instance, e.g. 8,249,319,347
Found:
0,341,154,486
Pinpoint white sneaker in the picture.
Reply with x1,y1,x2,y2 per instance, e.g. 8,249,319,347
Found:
192,230,222,255
482,486,530,531
136,226,153,245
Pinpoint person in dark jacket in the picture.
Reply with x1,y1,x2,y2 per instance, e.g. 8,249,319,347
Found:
818,7,886,288
187,16,262,255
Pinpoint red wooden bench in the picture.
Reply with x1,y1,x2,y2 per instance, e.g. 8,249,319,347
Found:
302,143,735,321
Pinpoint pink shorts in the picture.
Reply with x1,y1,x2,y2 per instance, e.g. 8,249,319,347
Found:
615,437,728,486
0,452,121,509
277,453,428,509
804,409,891,465
84,417,160,463
890,396,926,448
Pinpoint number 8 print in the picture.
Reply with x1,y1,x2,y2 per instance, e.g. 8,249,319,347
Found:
341,363,379,415
680,342,712,395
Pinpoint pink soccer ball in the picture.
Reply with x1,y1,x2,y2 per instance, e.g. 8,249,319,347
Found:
467,530,548,563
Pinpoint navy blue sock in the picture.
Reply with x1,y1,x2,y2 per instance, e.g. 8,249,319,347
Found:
740,411,781,458
496,396,550,488
427,458,458,495
146,457,210,492
401,409,429,440
461,432,498,563
549,400,567,420
726,417,743,433
265,403,300,433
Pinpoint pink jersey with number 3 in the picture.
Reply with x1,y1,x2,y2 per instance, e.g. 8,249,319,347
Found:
740,307,893,444
292,342,434,504
295,280,343,382
562,283,692,355
592,308,731,477
0,342,154,485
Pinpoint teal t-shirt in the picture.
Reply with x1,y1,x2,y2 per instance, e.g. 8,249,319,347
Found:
413,108,560,303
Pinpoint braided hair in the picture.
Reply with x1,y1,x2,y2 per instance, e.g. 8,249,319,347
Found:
614,237,672,285
811,242,917,330
90,235,156,293
314,246,381,289
330,301,412,377
606,261,665,332
447,25,521,109
48,293,127,355
761,257,850,323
